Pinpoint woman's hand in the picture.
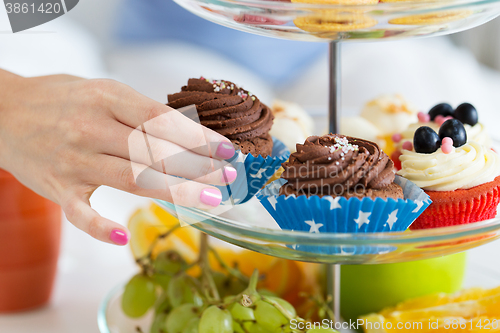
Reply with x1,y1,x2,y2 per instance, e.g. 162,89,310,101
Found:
0,70,236,245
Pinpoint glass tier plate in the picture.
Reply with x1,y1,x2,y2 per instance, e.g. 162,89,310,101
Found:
155,198,500,264
97,264,500,333
173,0,500,41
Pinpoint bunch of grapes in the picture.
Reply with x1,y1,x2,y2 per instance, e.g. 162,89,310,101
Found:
121,232,337,333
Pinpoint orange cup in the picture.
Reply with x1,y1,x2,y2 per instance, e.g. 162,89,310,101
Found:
0,169,62,313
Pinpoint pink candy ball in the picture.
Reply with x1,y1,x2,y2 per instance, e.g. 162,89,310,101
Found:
442,137,454,154
436,115,454,126
402,141,413,151
417,112,430,123
392,133,403,143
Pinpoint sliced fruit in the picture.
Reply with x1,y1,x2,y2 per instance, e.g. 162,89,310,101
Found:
360,287,500,333
128,203,199,261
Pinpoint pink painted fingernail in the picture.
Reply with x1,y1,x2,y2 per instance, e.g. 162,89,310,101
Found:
110,229,129,245
216,142,235,159
221,166,237,183
200,188,222,207
402,141,413,151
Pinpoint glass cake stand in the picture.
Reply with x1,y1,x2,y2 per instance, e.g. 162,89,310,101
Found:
98,265,500,333
164,0,500,322
157,199,500,265
102,0,500,327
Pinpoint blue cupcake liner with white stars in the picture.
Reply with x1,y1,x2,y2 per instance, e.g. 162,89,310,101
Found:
218,137,290,205
256,175,431,254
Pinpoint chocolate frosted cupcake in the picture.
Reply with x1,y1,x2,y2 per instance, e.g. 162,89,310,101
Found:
167,78,274,157
168,77,290,204
257,134,431,237
279,135,403,200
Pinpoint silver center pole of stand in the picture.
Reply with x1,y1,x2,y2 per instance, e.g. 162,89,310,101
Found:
327,41,342,325
328,264,341,324
329,42,341,134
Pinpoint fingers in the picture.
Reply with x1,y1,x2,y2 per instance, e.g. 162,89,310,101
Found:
61,196,130,246
94,155,224,209
104,84,235,160
106,126,237,186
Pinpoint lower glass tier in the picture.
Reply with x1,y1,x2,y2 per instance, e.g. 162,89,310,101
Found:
97,264,500,333
156,199,500,265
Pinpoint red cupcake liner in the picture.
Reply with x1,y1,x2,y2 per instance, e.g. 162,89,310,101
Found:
410,176,500,230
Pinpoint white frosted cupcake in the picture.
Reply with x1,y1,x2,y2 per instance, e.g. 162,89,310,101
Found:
269,99,314,153
360,94,419,138
397,119,500,229
391,102,492,170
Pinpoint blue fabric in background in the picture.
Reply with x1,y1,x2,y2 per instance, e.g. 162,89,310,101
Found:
115,0,327,85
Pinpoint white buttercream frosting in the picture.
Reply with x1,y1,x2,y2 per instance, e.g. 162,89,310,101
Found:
397,141,500,191
360,94,418,135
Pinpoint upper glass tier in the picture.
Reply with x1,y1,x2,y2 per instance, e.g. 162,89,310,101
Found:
173,0,500,41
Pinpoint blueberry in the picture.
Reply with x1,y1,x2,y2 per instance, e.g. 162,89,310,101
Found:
428,103,454,121
454,103,478,126
438,119,467,148
414,126,441,154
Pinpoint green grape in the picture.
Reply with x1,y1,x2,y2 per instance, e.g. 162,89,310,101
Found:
168,276,201,307
230,302,255,322
149,312,167,333
233,321,245,333
182,317,200,333
121,274,157,318
153,251,186,289
213,272,246,299
152,273,171,290
254,300,289,332
306,328,338,333
198,305,233,333
154,250,186,275
212,271,228,290
242,322,274,333
228,277,247,296
154,292,171,315
267,297,296,318
223,295,236,304
166,303,200,333
257,289,277,297
192,292,204,307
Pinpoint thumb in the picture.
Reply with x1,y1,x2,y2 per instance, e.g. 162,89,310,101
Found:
62,196,130,246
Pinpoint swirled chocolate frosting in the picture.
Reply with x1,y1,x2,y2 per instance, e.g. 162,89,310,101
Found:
167,78,274,157
279,134,403,199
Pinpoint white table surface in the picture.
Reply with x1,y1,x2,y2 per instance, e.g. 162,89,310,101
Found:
1,186,500,333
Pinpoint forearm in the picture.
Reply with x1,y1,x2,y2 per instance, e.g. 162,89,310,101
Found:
0,69,24,169
0,68,23,96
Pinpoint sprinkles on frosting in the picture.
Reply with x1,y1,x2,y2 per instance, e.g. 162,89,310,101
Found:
328,137,359,154
200,76,234,92
237,89,254,101
199,76,254,100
